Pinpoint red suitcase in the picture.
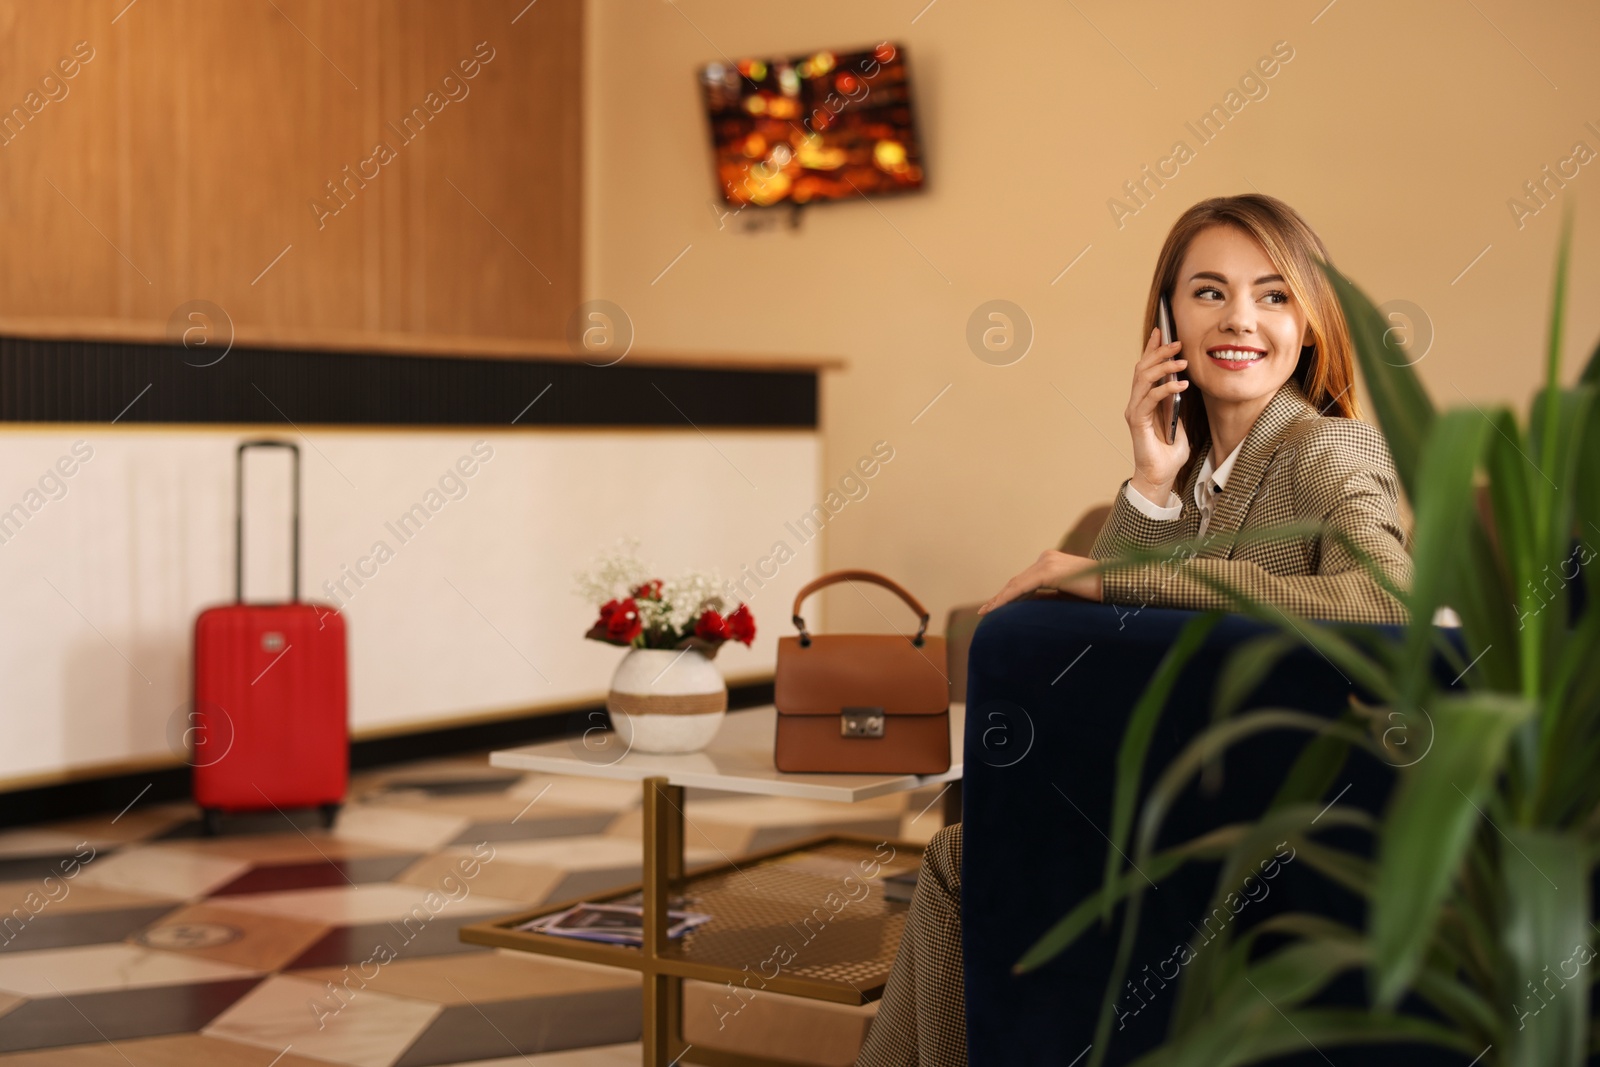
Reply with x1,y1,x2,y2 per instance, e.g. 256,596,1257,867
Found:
192,440,348,834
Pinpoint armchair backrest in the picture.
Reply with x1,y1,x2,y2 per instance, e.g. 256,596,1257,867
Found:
960,599,1467,1064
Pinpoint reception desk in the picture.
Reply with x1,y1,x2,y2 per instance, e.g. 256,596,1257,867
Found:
0,326,841,791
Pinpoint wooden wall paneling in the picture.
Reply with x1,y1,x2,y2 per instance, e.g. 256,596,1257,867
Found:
0,0,581,346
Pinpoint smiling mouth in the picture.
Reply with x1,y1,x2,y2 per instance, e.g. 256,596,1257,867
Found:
1207,347,1266,366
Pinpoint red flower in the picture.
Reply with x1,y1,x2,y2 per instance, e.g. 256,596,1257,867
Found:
694,609,729,642
726,604,756,646
631,579,663,600
599,598,642,644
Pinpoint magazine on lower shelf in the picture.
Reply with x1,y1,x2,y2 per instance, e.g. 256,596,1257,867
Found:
516,902,713,946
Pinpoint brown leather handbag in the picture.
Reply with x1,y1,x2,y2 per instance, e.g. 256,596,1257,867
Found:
773,569,950,774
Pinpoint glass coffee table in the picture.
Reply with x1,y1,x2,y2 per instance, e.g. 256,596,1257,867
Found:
458,703,965,1067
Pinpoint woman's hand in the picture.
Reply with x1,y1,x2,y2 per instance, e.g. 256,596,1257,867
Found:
1126,327,1192,503
977,550,1103,615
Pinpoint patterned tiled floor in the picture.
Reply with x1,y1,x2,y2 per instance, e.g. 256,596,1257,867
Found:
0,744,948,1067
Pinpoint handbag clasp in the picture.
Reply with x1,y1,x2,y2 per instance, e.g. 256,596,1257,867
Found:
841,706,885,739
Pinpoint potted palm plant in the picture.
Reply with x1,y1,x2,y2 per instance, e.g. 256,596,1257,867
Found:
1018,220,1600,1066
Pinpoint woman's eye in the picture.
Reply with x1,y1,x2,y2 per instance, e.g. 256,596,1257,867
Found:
1194,286,1222,300
1261,290,1290,305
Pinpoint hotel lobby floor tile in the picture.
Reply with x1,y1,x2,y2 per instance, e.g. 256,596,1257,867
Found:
743,820,901,855
0,977,263,1052
211,884,523,926
210,857,424,897
155,811,328,841
330,810,470,854
539,869,642,908
441,1047,641,1067
282,915,493,970
446,813,614,846
347,765,519,806
602,809,753,856
504,778,641,813
0,855,96,886
149,834,410,866
76,847,252,902
0,878,171,918
292,950,637,1006
0,736,923,1065
363,794,582,824
0,943,261,997
391,853,562,907
482,837,719,873
0,833,108,862
203,974,442,1067
897,811,945,845
0,904,177,954
36,810,195,848
132,904,331,971
366,773,524,798
391,987,642,1067
686,794,910,827
0,1033,351,1067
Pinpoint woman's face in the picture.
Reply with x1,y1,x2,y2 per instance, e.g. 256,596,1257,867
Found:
1171,224,1311,409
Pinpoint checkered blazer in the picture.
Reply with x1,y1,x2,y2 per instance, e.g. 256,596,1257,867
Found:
1089,377,1413,626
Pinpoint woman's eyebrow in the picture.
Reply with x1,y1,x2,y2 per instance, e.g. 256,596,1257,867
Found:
1186,271,1286,285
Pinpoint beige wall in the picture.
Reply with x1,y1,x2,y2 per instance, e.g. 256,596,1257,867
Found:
587,0,1600,635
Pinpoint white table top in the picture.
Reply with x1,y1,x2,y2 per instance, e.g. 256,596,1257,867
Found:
488,703,965,803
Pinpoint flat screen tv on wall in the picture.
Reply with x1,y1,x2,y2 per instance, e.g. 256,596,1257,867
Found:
699,42,925,208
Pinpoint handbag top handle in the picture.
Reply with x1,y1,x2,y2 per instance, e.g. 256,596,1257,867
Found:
790,569,931,647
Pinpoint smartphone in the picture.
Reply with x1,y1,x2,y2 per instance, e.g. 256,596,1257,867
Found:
1157,293,1182,445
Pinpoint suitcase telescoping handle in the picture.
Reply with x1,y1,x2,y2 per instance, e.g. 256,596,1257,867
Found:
235,439,301,604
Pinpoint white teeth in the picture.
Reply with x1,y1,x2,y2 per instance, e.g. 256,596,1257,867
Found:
1211,350,1262,362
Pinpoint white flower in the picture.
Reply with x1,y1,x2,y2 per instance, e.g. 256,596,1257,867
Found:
573,537,649,606
575,539,734,645
657,570,728,634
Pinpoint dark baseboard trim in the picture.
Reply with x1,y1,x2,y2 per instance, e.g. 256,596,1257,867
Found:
0,679,776,831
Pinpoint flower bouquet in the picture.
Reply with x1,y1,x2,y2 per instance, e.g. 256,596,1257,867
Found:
575,539,756,754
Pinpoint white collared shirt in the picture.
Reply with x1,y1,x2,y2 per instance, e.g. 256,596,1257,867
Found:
1124,441,1243,537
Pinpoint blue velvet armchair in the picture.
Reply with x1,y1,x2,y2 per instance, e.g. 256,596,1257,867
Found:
959,598,1470,1066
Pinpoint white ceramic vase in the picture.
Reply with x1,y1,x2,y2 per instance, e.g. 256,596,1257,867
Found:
607,647,728,754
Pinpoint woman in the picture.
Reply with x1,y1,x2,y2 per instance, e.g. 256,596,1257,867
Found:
856,194,1412,1066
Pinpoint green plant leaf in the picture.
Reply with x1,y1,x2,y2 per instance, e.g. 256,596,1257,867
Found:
1501,827,1590,1067
1137,711,1374,861
1128,1009,1475,1067
1129,940,1363,1067
1545,593,1600,825
1102,611,1225,923
1211,912,1498,1049
1015,824,1244,974
1212,631,1305,725
1322,261,1436,501
1176,553,1400,704
1371,691,1533,1007
1543,210,1572,397
1397,407,1494,714
1177,913,1312,1042
1293,838,1375,899
1484,403,1538,630
1267,708,1357,813
1170,807,1370,1036
1087,709,1369,1067
1581,333,1600,386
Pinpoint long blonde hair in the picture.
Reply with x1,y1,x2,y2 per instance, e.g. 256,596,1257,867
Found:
1145,194,1361,491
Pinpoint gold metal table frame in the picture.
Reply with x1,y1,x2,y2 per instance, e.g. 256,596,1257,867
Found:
460,776,948,1066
